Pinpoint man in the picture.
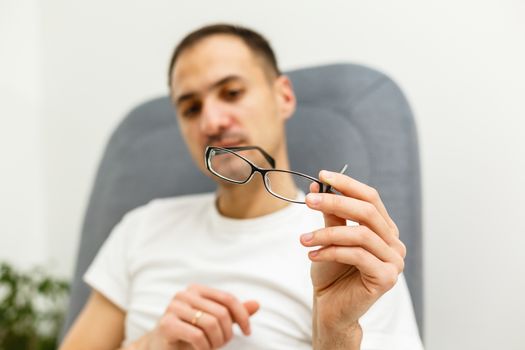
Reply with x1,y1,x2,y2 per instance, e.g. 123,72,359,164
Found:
60,24,422,349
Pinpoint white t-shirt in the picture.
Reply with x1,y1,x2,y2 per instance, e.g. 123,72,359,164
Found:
84,192,423,349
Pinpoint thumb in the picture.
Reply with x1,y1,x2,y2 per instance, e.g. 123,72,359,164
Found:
243,300,260,316
309,181,345,228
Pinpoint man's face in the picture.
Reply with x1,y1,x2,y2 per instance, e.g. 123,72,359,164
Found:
170,34,295,175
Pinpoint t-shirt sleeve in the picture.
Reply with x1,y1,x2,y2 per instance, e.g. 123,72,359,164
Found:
360,273,424,349
83,210,142,311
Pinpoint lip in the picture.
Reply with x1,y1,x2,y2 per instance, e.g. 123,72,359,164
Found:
209,141,246,148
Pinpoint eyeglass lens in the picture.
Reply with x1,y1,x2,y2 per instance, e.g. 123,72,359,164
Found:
208,148,272,182
264,171,314,201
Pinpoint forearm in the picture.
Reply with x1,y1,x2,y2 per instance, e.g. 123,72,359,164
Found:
117,331,153,350
313,321,362,350
312,300,362,350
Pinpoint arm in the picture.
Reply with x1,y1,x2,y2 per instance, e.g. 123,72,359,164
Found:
114,284,258,350
60,290,125,350
61,286,258,350
312,299,363,350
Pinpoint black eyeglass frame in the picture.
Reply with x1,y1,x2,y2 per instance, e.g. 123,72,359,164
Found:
204,146,328,204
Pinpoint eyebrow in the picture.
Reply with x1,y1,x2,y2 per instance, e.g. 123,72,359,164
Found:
175,75,244,106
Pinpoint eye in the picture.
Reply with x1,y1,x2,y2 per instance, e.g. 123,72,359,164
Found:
221,87,244,101
182,102,202,118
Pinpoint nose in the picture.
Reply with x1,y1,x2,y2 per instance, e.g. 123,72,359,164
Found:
199,99,231,136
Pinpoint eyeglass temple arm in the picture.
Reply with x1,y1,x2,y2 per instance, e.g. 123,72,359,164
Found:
215,146,276,168
324,164,349,193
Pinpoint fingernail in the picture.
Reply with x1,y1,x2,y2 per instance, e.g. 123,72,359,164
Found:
306,193,321,205
320,170,332,181
301,232,314,242
309,250,319,257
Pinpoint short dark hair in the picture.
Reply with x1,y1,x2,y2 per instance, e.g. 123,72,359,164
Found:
167,24,281,87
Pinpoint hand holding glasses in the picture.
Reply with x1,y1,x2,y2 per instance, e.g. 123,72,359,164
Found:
204,146,348,204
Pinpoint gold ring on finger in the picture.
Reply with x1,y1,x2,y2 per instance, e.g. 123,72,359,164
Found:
191,310,204,326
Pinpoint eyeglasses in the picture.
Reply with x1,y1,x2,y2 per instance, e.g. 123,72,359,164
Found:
204,146,346,204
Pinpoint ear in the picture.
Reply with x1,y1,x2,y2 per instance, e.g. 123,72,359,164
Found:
274,75,296,121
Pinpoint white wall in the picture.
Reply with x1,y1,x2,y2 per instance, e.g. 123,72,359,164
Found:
0,0,48,269
2,1,525,349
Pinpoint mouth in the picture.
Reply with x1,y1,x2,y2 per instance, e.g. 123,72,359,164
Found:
208,139,247,148
206,132,248,149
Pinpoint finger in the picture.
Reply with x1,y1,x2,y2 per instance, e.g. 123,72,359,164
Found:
319,170,397,231
305,193,396,246
174,293,229,346
300,225,404,270
243,300,260,316
189,285,253,335
309,181,346,227
323,213,346,228
160,316,211,350
309,246,401,294
169,300,220,348
309,181,320,193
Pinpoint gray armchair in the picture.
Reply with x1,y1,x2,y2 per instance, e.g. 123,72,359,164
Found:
61,63,423,337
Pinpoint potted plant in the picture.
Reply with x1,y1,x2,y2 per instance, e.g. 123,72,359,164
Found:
0,262,69,350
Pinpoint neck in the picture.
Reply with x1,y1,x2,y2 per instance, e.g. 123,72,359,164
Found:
216,180,296,219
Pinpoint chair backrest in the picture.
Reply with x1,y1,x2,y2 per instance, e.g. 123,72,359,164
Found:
61,63,423,337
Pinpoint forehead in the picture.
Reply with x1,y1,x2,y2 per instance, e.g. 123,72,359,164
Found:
171,34,266,95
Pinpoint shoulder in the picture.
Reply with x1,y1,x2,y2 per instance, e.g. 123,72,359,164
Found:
143,192,215,215
115,192,215,243
123,192,215,223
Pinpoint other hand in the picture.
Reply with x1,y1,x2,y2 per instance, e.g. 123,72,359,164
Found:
143,284,259,350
